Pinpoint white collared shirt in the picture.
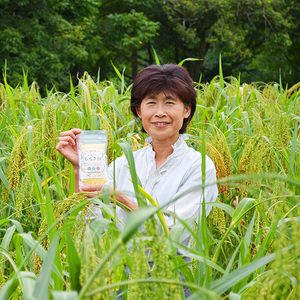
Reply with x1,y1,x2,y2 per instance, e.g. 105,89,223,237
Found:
107,135,218,248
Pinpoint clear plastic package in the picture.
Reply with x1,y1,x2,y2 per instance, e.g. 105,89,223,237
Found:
76,130,108,189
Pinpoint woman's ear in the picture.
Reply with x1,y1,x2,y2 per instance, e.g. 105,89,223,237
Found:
184,104,191,119
136,106,142,119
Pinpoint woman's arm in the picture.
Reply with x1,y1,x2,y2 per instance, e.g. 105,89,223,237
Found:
56,128,139,211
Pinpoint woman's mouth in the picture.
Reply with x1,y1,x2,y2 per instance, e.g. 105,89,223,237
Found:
152,122,170,127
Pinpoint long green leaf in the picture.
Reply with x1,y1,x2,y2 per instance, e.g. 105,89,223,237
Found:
178,58,201,66
19,271,37,299
52,291,79,299
19,233,63,281
211,252,275,294
152,46,161,65
231,198,255,227
212,198,255,263
3,77,18,122
138,185,169,236
65,228,81,292
1,225,16,250
32,232,60,300
118,141,145,206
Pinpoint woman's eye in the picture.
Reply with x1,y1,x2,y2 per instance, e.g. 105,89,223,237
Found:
166,101,175,105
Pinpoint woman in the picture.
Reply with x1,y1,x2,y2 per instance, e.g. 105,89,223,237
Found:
56,64,218,247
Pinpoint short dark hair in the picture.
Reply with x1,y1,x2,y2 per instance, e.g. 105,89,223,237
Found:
131,64,197,134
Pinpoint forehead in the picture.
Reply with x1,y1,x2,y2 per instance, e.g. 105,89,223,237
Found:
143,90,180,100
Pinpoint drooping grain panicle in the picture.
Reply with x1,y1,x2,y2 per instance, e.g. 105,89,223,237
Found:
209,197,226,235
243,218,300,299
42,95,57,160
29,81,39,104
127,237,149,300
200,76,223,109
79,225,111,300
210,129,233,177
7,129,28,190
144,216,180,299
237,135,273,196
37,192,89,251
189,137,230,197
0,82,6,107
100,115,114,164
1,184,9,207
15,175,28,217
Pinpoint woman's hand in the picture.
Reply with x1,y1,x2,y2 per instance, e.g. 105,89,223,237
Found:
81,184,139,211
81,184,114,196
56,128,82,168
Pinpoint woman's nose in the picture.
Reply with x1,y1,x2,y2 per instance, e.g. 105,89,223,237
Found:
155,104,166,117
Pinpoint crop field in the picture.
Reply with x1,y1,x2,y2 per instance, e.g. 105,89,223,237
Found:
0,63,299,299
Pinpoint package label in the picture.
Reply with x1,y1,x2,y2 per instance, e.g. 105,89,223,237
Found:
79,145,107,182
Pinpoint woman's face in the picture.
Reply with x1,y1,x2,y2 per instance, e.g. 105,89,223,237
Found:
136,91,191,145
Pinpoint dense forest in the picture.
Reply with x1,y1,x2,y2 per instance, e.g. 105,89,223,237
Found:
1,0,299,93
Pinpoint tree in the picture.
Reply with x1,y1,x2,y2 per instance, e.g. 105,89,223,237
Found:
157,0,298,85
0,0,299,89
0,0,98,92
92,0,159,79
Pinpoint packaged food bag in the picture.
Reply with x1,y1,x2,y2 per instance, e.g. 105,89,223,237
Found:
76,130,108,189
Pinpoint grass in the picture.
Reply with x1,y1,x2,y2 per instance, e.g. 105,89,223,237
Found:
0,61,299,299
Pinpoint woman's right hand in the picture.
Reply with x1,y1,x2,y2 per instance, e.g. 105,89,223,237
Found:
56,128,82,168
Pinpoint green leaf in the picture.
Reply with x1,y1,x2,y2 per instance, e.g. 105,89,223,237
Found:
0,166,9,190
111,61,122,81
44,181,56,243
138,185,169,236
19,233,64,281
289,123,299,178
152,46,161,65
231,198,254,227
172,240,225,274
0,277,19,300
19,271,37,299
1,225,16,250
178,58,201,66
52,291,79,300
65,228,81,292
207,201,234,217
118,141,145,207
0,219,10,228
229,292,242,300
32,232,61,300
3,77,18,122
211,252,275,295
219,53,224,89
121,206,158,243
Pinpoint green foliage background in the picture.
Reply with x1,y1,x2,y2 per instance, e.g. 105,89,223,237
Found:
0,0,299,297
1,0,300,93
0,62,299,298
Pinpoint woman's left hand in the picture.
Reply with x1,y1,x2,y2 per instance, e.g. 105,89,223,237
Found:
80,185,139,211
81,184,114,198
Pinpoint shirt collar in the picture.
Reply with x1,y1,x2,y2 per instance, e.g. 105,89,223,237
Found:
145,134,189,169
145,134,188,146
